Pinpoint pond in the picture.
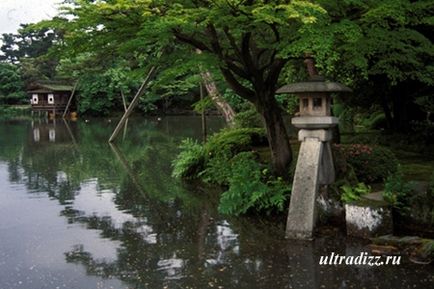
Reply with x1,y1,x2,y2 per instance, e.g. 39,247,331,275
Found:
0,116,432,289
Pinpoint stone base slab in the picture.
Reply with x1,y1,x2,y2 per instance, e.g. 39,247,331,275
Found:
345,200,393,239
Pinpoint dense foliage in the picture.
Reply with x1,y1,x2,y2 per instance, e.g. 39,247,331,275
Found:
340,182,371,203
0,63,26,104
218,152,290,216
172,138,205,180
172,128,290,215
334,144,399,183
383,168,414,210
172,128,268,179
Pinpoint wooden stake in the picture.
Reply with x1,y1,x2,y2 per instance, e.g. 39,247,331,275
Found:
62,118,78,149
200,82,207,142
109,66,157,143
120,89,129,140
120,89,128,112
62,81,79,118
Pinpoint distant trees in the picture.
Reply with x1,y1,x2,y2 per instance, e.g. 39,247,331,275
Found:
0,63,26,104
1,24,64,82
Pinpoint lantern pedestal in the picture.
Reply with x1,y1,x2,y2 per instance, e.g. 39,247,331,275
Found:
292,116,338,129
285,124,336,240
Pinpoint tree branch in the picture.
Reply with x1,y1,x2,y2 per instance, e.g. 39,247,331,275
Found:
173,29,211,52
223,26,242,58
269,23,280,42
241,32,262,82
265,58,287,88
220,67,255,101
226,60,250,79
206,24,223,57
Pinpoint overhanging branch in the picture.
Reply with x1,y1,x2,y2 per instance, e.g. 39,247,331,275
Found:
220,67,254,101
173,29,211,52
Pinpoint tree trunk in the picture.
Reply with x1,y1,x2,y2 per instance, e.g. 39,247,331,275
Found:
200,70,236,125
380,92,393,130
255,92,292,178
196,49,236,125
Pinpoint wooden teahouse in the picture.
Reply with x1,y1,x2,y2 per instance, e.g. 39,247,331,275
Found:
27,82,76,116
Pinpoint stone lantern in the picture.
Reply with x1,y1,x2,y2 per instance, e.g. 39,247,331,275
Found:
276,57,351,240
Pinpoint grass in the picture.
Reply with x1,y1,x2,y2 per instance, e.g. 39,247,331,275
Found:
392,149,434,182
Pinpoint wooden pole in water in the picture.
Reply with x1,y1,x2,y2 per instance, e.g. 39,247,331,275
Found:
62,118,78,148
120,89,128,112
200,82,207,142
109,66,157,143
62,81,79,118
121,89,129,141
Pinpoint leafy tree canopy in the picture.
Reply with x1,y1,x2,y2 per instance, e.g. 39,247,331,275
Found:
0,63,26,104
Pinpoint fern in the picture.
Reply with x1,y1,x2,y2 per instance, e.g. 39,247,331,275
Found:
340,182,371,203
218,152,291,216
171,138,205,179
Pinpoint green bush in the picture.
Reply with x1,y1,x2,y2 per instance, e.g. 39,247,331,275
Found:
360,111,387,129
200,127,267,185
199,150,232,185
340,182,371,203
172,128,267,180
0,106,30,119
383,168,414,210
334,144,398,183
171,138,205,179
233,108,263,128
218,152,291,216
172,128,290,216
204,127,267,156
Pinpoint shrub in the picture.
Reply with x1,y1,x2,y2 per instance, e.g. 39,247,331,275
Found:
340,182,371,203
233,108,263,128
0,106,30,119
172,128,289,216
171,138,205,179
334,144,398,183
172,128,268,180
383,168,414,210
199,150,232,185
360,111,387,130
218,152,291,216
204,127,267,156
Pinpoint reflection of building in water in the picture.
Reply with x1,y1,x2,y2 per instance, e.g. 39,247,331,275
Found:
30,119,78,144
157,255,185,280
205,220,240,266
33,127,40,142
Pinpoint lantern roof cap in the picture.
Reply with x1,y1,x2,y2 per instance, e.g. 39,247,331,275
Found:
276,77,352,94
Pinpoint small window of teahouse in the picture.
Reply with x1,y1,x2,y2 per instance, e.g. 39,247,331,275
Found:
48,94,55,104
32,94,39,105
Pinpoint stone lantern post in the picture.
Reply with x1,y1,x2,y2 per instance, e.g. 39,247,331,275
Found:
276,58,351,240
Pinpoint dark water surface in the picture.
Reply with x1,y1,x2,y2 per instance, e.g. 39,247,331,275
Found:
0,116,432,289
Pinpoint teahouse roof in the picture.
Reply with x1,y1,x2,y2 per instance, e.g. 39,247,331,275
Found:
276,80,352,94
27,84,74,94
